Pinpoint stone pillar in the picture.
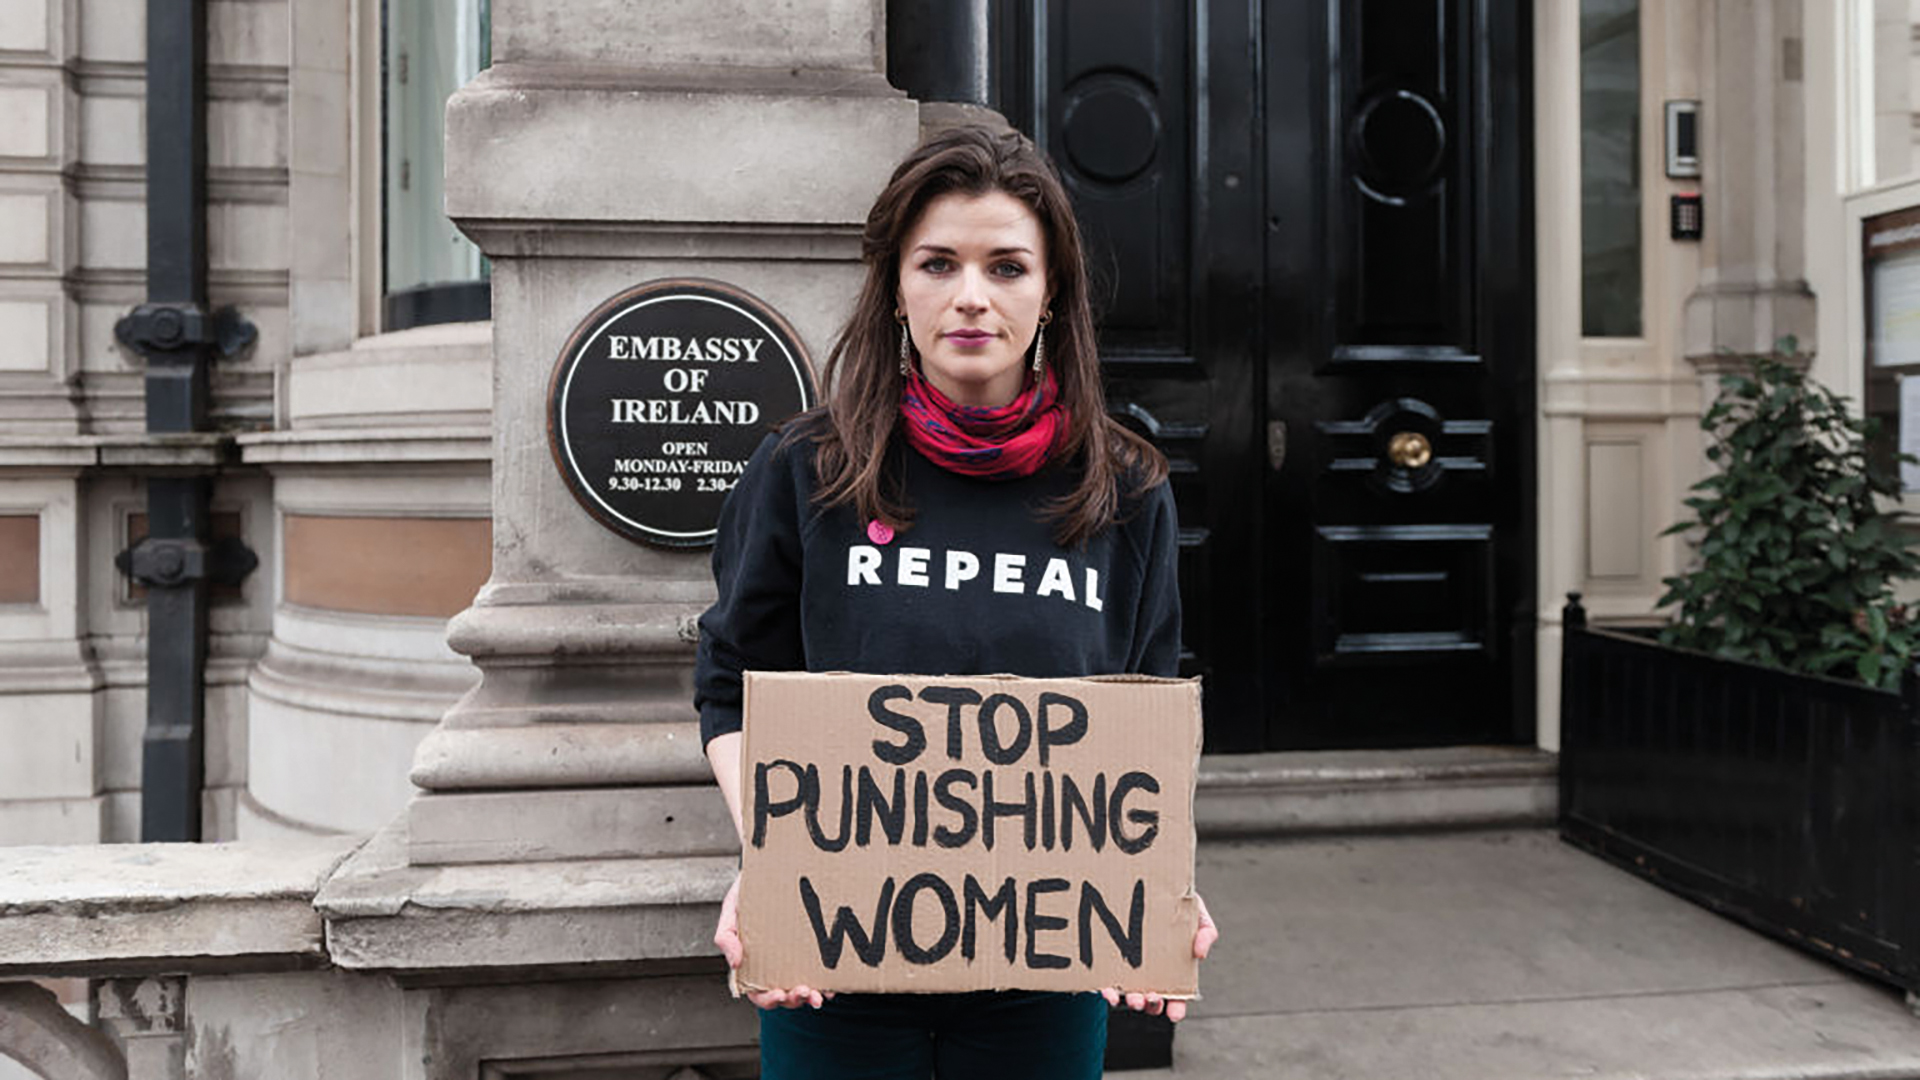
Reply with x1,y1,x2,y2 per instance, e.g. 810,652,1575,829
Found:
404,3,919,866
1683,0,1815,370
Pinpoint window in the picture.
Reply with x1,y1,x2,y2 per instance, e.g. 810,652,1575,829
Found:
1853,1,1920,189
382,0,490,331
1580,0,1641,338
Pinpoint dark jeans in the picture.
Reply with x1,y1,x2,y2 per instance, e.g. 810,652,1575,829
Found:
757,990,1107,1080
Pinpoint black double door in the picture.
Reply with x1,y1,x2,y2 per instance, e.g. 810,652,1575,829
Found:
997,0,1535,751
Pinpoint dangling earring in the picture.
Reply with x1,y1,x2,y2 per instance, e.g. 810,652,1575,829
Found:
1032,310,1053,374
897,312,911,376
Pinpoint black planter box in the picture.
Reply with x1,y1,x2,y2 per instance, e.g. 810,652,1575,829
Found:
1558,596,1920,997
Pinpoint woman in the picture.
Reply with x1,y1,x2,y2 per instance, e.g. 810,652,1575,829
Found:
695,124,1218,1079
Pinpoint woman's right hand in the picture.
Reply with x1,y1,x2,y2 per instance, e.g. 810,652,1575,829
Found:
714,871,829,1010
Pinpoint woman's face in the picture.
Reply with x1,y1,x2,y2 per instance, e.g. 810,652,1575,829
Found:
897,190,1051,409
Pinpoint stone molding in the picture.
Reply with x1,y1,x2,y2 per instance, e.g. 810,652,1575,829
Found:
408,598,705,792
448,220,867,263
0,433,236,470
408,721,710,789
286,322,492,431
493,0,882,71
408,786,735,864
0,639,99,691
443,64,917,235
315,825,732,973
0,838,359,977
426,598,704,742
444,593,706,659
249,638,474,726
234,426,492,465
1540,371,1708,421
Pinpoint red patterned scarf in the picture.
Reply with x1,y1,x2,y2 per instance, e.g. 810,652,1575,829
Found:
899,365,1070,480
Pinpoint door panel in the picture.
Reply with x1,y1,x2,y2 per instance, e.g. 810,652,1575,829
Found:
1268,0,1533,749
1048,0,1192,357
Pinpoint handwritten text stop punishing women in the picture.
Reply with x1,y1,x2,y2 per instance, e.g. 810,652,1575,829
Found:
738,673,1200,995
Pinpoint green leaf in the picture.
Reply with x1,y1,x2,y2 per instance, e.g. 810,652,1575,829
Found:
1858,652,1883,685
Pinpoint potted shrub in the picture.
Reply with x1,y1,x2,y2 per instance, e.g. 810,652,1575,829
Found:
1558,347,1920,1008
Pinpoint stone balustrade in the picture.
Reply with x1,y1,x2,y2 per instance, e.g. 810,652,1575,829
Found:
0,834,750,1079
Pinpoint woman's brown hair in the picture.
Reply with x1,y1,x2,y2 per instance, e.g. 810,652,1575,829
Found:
793,123,1168,548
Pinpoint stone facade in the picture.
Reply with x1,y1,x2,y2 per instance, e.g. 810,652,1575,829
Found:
0,0,1847,845
0,0,1900,1076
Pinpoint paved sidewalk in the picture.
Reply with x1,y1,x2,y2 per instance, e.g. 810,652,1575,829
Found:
1145,830,1920,1079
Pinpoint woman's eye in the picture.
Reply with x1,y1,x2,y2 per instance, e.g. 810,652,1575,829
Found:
921,257,952,273
993,261,1026,278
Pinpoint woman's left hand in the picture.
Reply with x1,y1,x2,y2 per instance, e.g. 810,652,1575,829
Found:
1101,892,1218,1023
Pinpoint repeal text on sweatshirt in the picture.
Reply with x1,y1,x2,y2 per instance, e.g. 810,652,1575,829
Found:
695,428,1182,746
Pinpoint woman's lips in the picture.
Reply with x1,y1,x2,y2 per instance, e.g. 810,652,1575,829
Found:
944,329,996,347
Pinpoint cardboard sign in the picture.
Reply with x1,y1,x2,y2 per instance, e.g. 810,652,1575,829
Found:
737,671,1203,996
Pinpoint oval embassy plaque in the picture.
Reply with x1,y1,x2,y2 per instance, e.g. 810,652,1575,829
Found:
548,279,815,548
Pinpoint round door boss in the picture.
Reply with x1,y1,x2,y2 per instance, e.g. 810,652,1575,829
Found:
1388,430,1433,470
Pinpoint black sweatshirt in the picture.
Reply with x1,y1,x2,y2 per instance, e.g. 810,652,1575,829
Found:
695,427,1183,747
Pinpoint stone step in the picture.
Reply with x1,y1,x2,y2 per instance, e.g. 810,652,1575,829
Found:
1195,746,1557,837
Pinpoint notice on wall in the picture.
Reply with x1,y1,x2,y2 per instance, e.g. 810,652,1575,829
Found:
1871,249,1920,369
735,671,1203,997
547,279,814,548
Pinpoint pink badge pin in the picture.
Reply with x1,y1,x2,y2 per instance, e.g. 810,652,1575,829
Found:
866,519,895,545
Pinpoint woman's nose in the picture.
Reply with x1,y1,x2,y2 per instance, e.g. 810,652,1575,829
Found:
953,267,990,313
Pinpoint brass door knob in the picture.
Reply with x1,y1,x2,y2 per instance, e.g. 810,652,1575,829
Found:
1388,431,1432,469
